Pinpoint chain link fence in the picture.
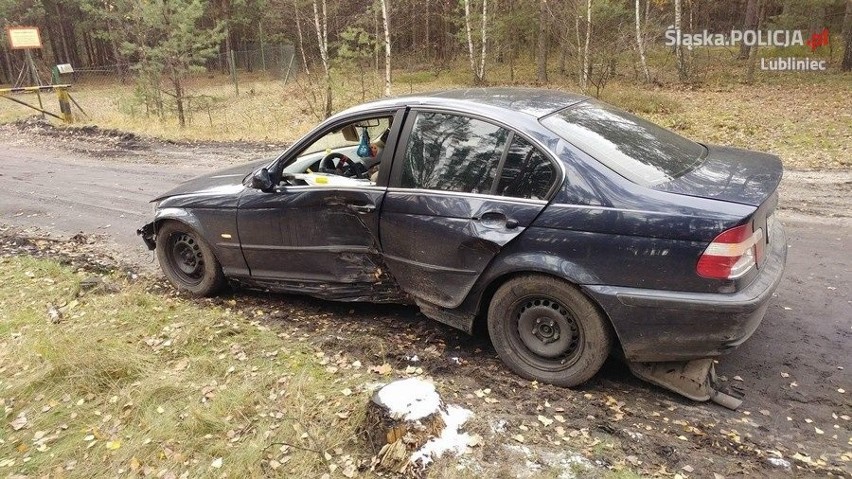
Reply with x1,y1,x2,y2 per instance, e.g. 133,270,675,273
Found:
41,44,298,89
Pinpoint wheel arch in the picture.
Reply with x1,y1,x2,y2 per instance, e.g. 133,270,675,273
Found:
468,254,623,354
150,208,212,248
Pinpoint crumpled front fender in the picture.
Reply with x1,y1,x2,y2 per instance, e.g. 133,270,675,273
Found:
137,222,156,250
137,208,208,251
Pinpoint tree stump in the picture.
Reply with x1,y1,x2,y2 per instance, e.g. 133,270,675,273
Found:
361,378,448,474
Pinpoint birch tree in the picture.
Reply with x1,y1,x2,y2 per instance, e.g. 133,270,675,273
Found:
536,0,547,83
312,0,332,117
581,0,591,91
379,0,392,95
634,0,650,83
674,0,688,82
293,1,311,75
464,0,488,84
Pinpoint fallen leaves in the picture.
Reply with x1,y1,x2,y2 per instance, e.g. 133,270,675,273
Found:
369,363,392,376
9,414,27,431
537,415,553,427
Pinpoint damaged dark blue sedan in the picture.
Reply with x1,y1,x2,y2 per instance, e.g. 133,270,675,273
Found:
139,88,786,402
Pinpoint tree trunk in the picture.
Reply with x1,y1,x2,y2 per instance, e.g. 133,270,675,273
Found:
536,0,547,83
425,0,430,60
55,2,71,64
380,0,392,95
575,13,582,85
635,0,650,83
464,0,478,83
745,0,766,83
293,2,311,75
674,0,687,82
842,0,852,71
479,0,487,81
582,0,591,91
312,0,332,117
738,0,759,60
173,72,186,128
2,43,12,84
840,0,852,72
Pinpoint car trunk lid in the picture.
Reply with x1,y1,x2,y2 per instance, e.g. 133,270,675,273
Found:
654,144,783,207
658,145,783,270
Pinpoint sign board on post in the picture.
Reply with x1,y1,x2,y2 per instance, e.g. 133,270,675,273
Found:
6,27,42,50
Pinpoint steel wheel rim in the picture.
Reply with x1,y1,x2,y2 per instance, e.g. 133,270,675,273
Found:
167,232,205,285
510,296,583,372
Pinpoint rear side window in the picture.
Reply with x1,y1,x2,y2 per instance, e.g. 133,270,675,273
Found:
541,100,705,186
401,112,509,194
496,136,556,200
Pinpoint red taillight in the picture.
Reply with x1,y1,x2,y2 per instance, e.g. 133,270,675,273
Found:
696,224,763,280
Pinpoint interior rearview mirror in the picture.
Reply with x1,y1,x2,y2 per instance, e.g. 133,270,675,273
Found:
251,168,273,191
354,119,380,128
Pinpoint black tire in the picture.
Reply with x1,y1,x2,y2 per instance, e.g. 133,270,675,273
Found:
487,275,613,387
155,221,226,297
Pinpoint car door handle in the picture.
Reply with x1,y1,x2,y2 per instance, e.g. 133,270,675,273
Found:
474,212,519,230
349,204,376,214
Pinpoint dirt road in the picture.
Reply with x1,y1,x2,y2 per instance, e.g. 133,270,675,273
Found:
1,122,849,476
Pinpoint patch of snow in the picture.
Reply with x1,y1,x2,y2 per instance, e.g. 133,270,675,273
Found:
503,444,533,457
552,453,595,479
767,457,791,470
405,354,420,362
374,378,442,421
411,404,474,466
361,382,386,393
491,418,508,433
503,443,595,479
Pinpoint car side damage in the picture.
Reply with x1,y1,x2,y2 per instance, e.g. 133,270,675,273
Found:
138,88,787,408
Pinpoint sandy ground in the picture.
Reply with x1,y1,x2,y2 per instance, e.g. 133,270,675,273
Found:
0,122,849,476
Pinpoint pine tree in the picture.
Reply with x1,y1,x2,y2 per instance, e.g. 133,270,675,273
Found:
123,0,223,127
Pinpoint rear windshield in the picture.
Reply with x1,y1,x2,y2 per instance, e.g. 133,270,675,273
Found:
541,100,705,186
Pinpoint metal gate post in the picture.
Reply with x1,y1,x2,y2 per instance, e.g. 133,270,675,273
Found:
56,87,73,123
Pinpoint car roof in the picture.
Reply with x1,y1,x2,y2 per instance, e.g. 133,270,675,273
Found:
337,87,588,120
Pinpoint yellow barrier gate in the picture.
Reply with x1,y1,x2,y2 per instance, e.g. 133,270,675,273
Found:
0,84,87,123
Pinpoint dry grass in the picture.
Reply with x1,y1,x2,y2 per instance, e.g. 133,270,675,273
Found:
0,256,370,478
0,56,849,169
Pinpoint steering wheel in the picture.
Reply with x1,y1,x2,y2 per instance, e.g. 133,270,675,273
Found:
319,152,352,174
319,152,368,179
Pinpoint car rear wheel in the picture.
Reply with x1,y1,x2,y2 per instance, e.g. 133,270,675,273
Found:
155,221,226,297
487,275,613,387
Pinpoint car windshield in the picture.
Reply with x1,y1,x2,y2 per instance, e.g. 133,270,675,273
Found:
541,100,705,186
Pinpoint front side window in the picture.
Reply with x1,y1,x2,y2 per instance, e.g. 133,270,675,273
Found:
496,136,556,200
401,112,509,194
278,115,393,184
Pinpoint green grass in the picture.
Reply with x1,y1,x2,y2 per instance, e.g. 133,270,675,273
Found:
0,256,368,478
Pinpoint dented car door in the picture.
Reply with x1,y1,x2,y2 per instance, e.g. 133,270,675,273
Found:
236,184,398,301
379,110,551,309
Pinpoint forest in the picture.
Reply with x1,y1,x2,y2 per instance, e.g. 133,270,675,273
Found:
0,0,850,130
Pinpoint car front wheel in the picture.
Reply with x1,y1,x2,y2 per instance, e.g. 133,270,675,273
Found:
487,275,613,387
155,221,226,297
